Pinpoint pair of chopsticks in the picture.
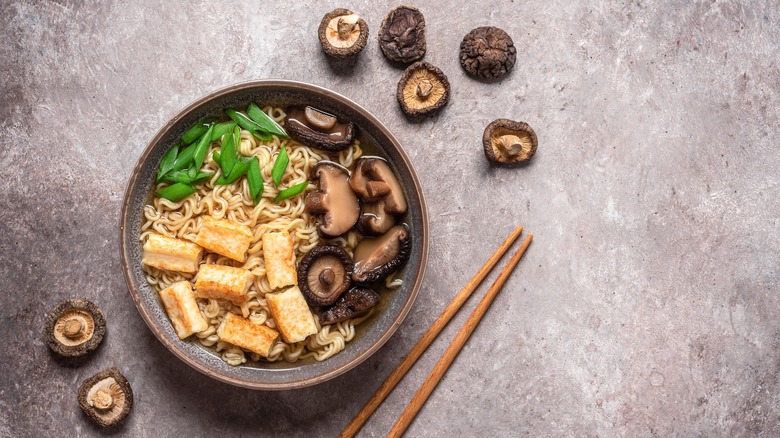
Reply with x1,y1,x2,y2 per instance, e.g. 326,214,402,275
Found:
340,226,533,437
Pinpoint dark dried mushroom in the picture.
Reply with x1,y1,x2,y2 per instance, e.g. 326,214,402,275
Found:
44,299,106,358
396,62,450,117
285,106,356,152
298,245,354,307
319,286,380,325
459,26,516,80
77,367,133,428
318,8,369,58
353,224,411,284
379,5,426,63
305,161,359,237
483,119,538,164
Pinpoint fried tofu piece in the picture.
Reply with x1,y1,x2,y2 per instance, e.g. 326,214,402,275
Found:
266,286,318,343
194,264,254,304
262,231,297,290
195,216,253,262
142,233,203,273
158,281,208,339
217,312,279,358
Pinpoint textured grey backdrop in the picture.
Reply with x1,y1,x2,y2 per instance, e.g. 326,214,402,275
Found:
2,0,779,436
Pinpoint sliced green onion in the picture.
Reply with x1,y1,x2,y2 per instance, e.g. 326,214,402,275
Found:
251,130,273,142
212,150,221,165
273,181,309,203
220,127,237,177
211,121,237,142
159,169,192,185
187,164,197,179
171,142,197,173
247,156,263,205
157,144,179,182
271,145,288,187
215,156,251,185
190,172,213,185
247,103,288,138
192,125,214,171
233,125,241,153
181,118,216,145
157,182,197,202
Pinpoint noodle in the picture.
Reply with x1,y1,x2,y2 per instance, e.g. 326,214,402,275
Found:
141,106,370,364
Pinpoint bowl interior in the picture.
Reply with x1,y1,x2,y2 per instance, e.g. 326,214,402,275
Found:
120,80,428,390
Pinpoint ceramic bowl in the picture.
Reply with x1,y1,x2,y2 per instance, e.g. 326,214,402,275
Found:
120,80,428,390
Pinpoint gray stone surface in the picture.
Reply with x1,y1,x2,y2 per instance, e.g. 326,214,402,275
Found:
2,0,779,436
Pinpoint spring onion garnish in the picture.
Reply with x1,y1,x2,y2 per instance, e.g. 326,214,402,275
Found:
211,121,237,142
216,156,251,186
157,144,179,182
192,125,214,170
247,156,263,205
181,118,216,145
273,181,309,203
157,182,197,202
271,145,289,187
246,103,288,138
212,150,221,165
220,126,237,177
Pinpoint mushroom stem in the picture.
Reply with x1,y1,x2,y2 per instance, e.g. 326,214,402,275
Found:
498,134,524,156
91,387,115,410
320,268,336,286
416,79,433,99
337,16,358,40
63,318,85,339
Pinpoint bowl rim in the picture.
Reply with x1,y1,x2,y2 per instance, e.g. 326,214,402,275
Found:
119,79,428,390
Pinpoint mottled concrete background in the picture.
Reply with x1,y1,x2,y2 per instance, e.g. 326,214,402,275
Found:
2,0,779,436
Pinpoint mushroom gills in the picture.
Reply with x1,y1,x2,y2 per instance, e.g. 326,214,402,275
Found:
483,119,538,164
305,161,359,237
53,309,95,346
285,106,355,152
78,368,133,428
298,245,354,307
353,224,411,284
45,299,106,358
319,286,380,325
397,62,451,117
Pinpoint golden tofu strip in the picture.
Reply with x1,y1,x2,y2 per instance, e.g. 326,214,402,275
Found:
266,286,318,343
217,312,279,358
194,216,253,262
158,281,208,339
142,233,203,273
194,264,255,304
262,231,297,290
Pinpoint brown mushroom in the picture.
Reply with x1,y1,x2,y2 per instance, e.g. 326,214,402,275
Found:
459,26,516,80
379,5,426,64
305,161,359,237
353,224,411,284
44,299,106,358
396,62,451,117
285,106,356,152
483,119,538,164
350,157,407,214
318,9,369,58
77,367,133,428
356,200,396,235
319,286,380,325
298,245,354,307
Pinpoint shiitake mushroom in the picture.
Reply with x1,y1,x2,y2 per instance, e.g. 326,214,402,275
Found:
379,6,427,64
77,367,133,428
460,26,516,80
318,8,369,58
483,119,538,164
284,106,356,152
352,224,411,284
298,245,354,307
44,299,106,358
396,62,450,117
319,286,380,325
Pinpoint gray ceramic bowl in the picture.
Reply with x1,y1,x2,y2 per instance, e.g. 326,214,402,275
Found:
120,80,428,390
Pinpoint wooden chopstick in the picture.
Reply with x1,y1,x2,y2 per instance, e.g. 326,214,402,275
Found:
387,233,533,437
339,226,525,438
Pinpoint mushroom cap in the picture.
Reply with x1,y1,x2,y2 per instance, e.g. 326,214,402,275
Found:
459,26,516,80
318,8,369,58
285,106,356,152
379,5,426,63
305,161,360,238
482,119,538,164
319,286,380,325
298,245,354,307
396,61,451,117
77,367,133,428
353,224,411,284
44,299,106,358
